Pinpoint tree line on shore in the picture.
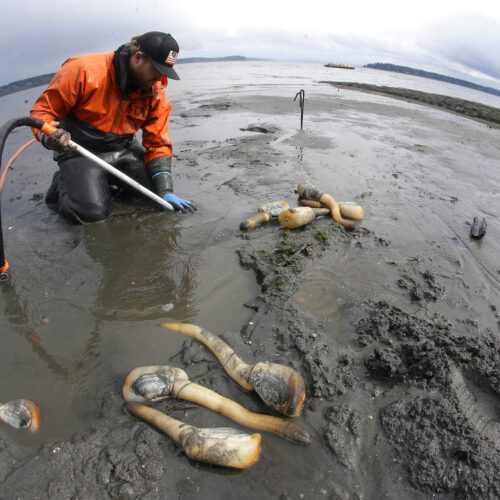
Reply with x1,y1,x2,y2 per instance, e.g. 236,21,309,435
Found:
365,63,500,97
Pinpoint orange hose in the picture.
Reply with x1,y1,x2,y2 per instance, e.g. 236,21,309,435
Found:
0,138,37,196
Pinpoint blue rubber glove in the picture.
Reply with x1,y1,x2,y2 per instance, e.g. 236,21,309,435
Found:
163,193,197,213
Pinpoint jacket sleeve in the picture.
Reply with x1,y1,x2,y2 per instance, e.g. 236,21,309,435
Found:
141,91,173,164
30,58,86,141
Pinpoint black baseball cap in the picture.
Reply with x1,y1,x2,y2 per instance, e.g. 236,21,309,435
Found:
135,31,180,80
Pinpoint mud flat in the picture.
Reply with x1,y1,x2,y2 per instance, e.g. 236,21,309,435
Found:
321,81,500,127
1,82,499,499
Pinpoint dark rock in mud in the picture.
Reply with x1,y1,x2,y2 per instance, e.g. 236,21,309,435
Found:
470,216,487,239
240,123,280,134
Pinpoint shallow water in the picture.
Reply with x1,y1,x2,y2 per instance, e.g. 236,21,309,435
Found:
168,61,500,107
0,62,499,494
0,96,259,445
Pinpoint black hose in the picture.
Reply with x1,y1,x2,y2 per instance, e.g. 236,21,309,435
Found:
0,210,6,274
0,116,45,273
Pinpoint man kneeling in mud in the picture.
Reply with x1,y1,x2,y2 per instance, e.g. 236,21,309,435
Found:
30,31,195,224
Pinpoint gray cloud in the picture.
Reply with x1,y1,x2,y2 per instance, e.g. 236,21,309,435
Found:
1,4,499,91
419,13,500,81
0,2,191,85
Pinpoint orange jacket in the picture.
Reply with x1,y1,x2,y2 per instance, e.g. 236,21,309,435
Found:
30,51,172,164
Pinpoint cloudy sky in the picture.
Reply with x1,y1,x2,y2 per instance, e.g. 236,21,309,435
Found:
1,0,499,89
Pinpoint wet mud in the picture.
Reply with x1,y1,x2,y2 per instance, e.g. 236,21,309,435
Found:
321,81,500,128
1,79,499,499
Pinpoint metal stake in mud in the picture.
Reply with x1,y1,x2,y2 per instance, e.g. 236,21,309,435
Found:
294,89,305,130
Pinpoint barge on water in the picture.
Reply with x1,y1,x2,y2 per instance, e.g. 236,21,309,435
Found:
324,63,355,69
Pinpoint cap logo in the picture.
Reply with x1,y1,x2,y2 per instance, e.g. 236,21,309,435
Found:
165,50,178,65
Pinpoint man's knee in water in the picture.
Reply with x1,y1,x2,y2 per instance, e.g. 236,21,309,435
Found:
55,157,112,223
79,202,112,223
60,199,112,224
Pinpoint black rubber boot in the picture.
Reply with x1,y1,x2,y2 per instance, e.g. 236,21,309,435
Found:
45,171,60,207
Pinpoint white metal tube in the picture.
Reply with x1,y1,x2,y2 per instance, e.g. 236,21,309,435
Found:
70,141,174,211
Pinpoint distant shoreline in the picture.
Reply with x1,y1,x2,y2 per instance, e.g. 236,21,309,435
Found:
0,73,55,98
0,56,257,98
2,58,500,115
321,81,500,128
365,63,500,98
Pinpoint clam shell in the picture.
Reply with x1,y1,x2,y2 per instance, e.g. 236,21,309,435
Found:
179,426,261,469
123,366,189,403
249,363,306,417
131,372,175,401
0,399,40,432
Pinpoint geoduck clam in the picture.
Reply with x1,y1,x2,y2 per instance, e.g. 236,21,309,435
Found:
0,399,40,432
240,200,289,230
298,198,364,220
126,402,261,469
297,181,358,230
279,206,330,229
160,322,306,418
123,365,311,445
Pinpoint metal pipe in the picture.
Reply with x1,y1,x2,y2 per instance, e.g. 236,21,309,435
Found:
0,116,174,276
68,140,174,211
294,89,305,130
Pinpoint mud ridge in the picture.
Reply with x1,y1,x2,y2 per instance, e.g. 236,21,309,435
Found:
321,81,500,128
357,300,500,498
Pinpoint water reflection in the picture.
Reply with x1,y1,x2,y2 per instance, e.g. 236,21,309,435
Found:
1,279,70,379
0,196,205,443
83,209,200,322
